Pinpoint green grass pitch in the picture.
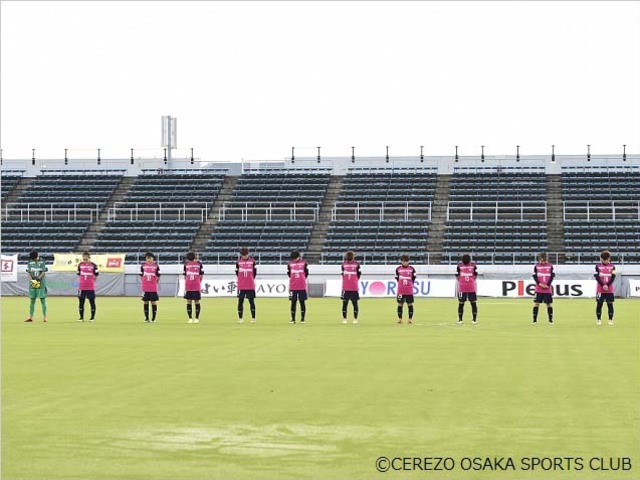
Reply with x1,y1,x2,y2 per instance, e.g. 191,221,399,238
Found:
2,297,639,480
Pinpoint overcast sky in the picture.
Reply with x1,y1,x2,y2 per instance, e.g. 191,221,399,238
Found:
1,1,639,162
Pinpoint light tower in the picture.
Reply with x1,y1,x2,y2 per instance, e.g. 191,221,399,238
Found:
161,116,177,168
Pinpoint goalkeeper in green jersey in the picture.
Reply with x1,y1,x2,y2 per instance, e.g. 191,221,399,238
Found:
25,251,48,322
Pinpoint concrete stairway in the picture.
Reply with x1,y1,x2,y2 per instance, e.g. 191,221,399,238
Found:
190,175,239,253
76,176,136,251
305,175,344,264
546,174,566,263
1,177,35,219
425,174,452,264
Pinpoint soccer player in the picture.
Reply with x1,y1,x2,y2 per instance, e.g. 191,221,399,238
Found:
456,253,478,324
287,250,309,324
77,251,99,322
395,254,416,324
140,252,160,323
25,251,48,322
236,247,257,323
594,250,616,325
183,251,204,324
341,251,361,324
532,252,555,325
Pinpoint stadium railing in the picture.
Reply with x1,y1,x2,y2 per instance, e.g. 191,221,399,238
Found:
218,201,321,221
562,200,640,221
331,201,432,221
106,201,213,222
446,201,547,221
2,202,102,222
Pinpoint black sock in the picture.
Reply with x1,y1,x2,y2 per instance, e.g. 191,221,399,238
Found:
248,299,255,319
471,302,477,321
607,303,614,320
237,298,244,319
152,304,158,321
458,303,464,321
596,301,603,320
397,305,403,319
291,300,296,321
187,304,193,319
144,303,149,320
300,300,306,321
353,300,359,319
89,299,96,320
195,304,201,319
408,305,414,319
548,306,553,322
78,299,85,319
342,300,348,319
533,306,539,322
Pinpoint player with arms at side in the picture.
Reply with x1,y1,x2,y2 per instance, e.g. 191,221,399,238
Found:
456,253,478,324
77,251,99,322
594,250,616,325
183,251,204,324
140,252,160,323
396,254,416,324
532,252,555,325
341,251,361,324
25,251,48,322
236,247,257,323
288,250,309,324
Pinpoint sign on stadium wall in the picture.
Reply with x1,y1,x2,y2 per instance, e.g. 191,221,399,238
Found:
177,278,290,297
477,279,599,298
629,280,640,297
53,253,126,273
1,254,18,282
324,279,456,298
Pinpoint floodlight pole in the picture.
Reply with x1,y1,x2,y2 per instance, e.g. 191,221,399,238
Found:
516,145,520,162
623,144,626,161
420,145,424,162
587,144,591,162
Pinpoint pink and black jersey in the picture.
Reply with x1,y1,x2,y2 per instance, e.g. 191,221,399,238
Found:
140,262,160,293
236,257,257,291
395,265,416,296
533,262,554,294
77,261,99,290
595,263,616,294
183,260,204,292
456,262,477,293
288,259,309,291
341,260,361,292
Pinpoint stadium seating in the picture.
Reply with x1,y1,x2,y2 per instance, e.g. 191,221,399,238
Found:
92,172,225,261
1,221,91,262
0,172,123,261
321,171,436,264
562,169,640,263
442,171,548,264
1,174,22,201
202,173,330,263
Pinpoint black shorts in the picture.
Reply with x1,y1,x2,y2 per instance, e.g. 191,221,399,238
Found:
289,290,308,302
238,290,256,300
534,293,553,304
397,294,414,304
184,291,202,301
458,292,477,302
341,290,360,301
78,290,96,301
142,292,160,302
596,292,615,303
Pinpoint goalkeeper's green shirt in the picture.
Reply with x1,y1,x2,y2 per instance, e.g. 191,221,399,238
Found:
26,260,48,290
